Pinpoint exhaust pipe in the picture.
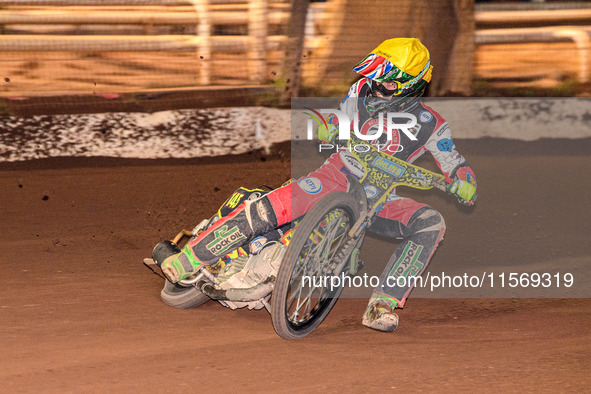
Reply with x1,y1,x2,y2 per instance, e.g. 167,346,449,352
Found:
200,278,274,302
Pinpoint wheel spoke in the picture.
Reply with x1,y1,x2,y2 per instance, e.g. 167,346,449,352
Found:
285,207,354,326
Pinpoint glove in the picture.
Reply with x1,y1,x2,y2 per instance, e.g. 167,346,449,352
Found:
447,179,477,206
316,123,339,143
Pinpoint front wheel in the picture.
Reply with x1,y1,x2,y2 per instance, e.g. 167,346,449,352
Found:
271,191,361,339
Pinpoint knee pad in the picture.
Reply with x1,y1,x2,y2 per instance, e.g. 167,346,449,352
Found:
409,207,446,235
245,196,279,234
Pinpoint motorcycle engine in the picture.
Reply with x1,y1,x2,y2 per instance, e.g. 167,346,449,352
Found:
215,242,286,310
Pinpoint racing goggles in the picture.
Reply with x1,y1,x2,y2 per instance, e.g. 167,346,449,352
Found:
374,60,432,97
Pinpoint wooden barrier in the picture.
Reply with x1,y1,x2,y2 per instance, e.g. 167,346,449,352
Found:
0,0,300,85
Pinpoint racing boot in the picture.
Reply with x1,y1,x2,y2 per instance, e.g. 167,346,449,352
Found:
159,248,204,283
152,240,181,267
362,295,399,332
152,240,203,283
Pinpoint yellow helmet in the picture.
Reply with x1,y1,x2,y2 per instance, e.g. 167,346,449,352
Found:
353,38,432,83
353,38,433,109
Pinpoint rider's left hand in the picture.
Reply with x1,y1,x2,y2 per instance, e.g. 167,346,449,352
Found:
317,123,339,143
447,179,477,206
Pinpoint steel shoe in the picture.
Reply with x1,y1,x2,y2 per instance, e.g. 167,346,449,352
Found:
362,298,399,332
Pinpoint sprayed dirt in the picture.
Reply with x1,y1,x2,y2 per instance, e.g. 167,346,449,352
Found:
0,139,589,392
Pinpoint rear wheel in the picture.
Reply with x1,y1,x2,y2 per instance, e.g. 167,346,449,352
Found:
153,240,210,309
160,280,209,309
271,192,361,339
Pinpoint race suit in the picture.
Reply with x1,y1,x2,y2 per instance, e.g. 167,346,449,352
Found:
167,78,477,307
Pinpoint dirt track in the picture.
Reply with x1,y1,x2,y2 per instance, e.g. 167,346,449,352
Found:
0,139,589,392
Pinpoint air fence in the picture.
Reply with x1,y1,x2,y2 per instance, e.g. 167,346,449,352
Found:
1,97,591,162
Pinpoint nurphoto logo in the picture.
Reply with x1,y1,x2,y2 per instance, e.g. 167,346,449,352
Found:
304,108,419,154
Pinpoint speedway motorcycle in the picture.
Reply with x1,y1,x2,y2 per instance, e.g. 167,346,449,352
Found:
144,135,450,339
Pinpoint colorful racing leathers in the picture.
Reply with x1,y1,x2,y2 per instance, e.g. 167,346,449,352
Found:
162,78,477,307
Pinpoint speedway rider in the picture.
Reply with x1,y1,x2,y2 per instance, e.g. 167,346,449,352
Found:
158,38,477,332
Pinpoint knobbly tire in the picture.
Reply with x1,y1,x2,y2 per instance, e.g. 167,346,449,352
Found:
161,280,210,309
271,192,361,339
